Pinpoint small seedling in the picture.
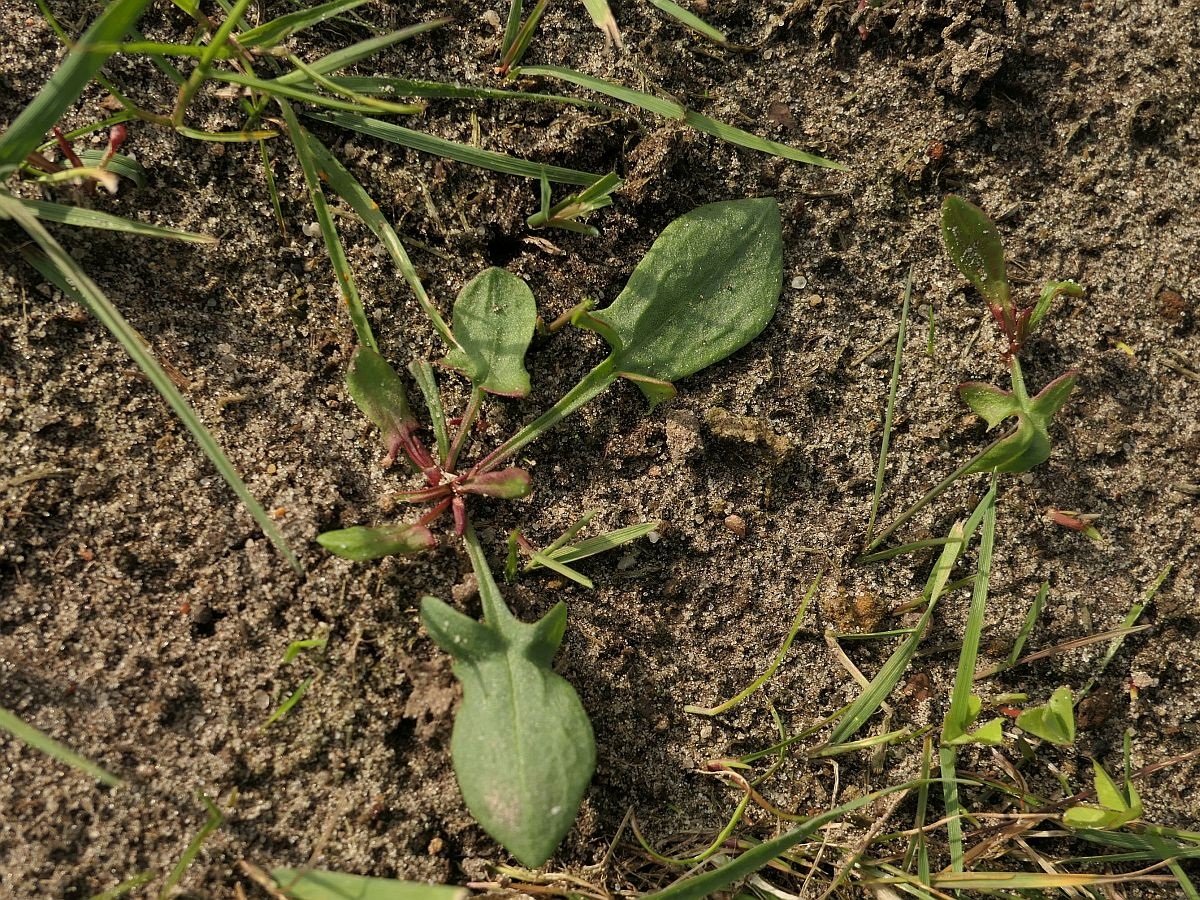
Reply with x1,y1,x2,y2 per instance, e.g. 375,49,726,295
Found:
1046,507,1104,542
1016,685,1076,746
865,196,1084,553
527,171,622,235
318,198,783,864
1065,736,1142,830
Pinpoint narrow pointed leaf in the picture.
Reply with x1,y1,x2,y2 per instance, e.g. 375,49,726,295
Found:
941,195,1009,309
441,268,536,396
1093,760,1127,812
235,0,367,52
1030,279,1083,332
1029,370,1078,421
592,198,782,404
421,594,503,663
16,198,216,243
317,522,436,560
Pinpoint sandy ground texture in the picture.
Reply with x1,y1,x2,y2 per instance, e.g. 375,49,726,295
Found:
2,0,1199,896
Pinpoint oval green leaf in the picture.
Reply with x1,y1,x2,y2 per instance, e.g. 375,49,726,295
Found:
941,195,1009,309
591,198,783,403
346,346,418,458
441,268,537,397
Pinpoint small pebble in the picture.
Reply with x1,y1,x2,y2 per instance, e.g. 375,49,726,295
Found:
791,275,807,290
724,514,747,537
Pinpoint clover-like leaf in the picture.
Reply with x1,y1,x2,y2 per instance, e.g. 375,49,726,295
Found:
317,522,436,560
590,198,783,407
941,195,1009,311
943,694,1005,746
1063,759,1142,830
421,594,595,867
441,267,536,397
1016,686,1076,746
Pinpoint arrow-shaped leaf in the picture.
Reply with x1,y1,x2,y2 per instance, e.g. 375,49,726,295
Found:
961,370,1077,475
420,525,595,867
1016,685,1076,746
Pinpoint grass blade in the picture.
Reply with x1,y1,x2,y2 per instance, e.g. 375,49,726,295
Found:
0,0,150,171
648,0,726,43
684,575,820,716
516,64,846,170
644,781,922,899
159,793,224,899
211,69,424,115
580,0,623,47
323,76,609,109
277,101,376,350
539,520,661,565
88,871,156,900
302,132,455,348
305,110,603,185
1077,564,1171,701
864,269,910,546
236,0,368,51
272,18,451,86
0,706,123,787
3,195,301,573
16,198,217,243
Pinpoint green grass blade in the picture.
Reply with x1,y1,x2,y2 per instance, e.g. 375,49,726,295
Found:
939,744,965,872
580,0,623,46
0,705,123,787
159,793,224,899
283,54,428,115
16,198,217,243
1077,564,1170,701
211,69,424,115
236,0,368,51
4,196,301,573
516,65,846,169
0,0,150,171
527,548,594,588
409,360,450,461
88,871,156,900
942,476,1000,740
270,868,469,900
174,126,279,142
684,575,819,716
302,132,455,348
322,76,609,109
865,269,910,546
644,781,921,900
263,675,315,726
277,101,376,350
273,17,451,85
501,0,523,58
516,63,685,119
540,521,660,565
647,0,726,43
305,110,602,184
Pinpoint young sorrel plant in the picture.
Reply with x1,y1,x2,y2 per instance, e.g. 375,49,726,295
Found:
864,196,1083,553
320,198,783,865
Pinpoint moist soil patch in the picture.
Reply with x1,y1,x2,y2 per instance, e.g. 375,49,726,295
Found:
2,1,1198,896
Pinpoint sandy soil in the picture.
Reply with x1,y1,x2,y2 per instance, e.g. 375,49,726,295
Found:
2,0,1198,896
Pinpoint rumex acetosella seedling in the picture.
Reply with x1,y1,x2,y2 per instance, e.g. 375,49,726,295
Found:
320,198,784,866
865,196,1083,553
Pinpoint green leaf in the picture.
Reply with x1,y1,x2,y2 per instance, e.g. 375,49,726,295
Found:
1029,279,1083,333
959,381,1020,430
0,706,122,787
270,868,468,900
441,268,536,397
15,198,216,243
0,0,150,170
1016,686,1076,745
346,347,419,460
317,523,437,561
1064,759,1142,830
457,467,532,499
592,198,783,405
962,370,1076,475
235,0,367,52
420,593,594,867
647,0,726,43
941,195,1009,310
